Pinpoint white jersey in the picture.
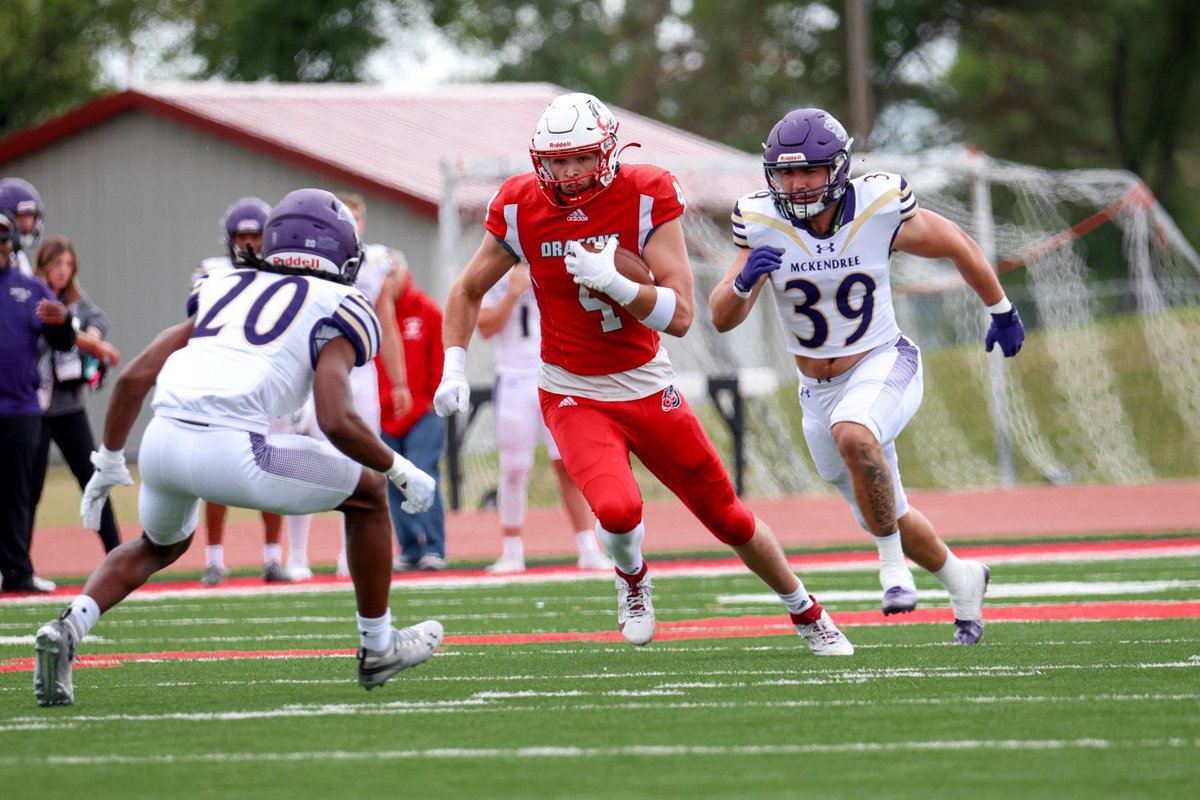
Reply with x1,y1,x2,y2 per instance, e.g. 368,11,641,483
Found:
16,250,33,277
154,267,381,434
192,255,235,286
483,272,541,377
732,171,918,358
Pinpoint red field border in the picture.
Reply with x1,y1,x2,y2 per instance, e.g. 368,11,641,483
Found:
3,600,1199,674
5,536,1199,601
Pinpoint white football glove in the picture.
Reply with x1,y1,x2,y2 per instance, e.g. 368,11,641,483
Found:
81,447,133,530
433,346,470,416
564,238,638,305
385,454,437,514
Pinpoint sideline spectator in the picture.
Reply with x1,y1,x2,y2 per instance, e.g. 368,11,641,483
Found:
379,251,447,571
31,236,123,554
0,212,75,593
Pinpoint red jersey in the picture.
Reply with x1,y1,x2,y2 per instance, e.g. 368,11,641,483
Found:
484,164,685,376
377,278,444,437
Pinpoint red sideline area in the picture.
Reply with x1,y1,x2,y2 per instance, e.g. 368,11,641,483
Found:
4,600,1199,673
28,479,1200,580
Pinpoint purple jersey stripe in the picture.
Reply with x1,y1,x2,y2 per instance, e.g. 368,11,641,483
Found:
249,433,360,487
870,336,919,418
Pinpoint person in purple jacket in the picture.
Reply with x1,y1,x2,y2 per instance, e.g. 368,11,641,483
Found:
0,211,76,594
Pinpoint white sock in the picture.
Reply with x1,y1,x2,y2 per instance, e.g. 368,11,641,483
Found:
357,609,393,652
287,515,311,568
205,544,224,570
874,531,915,590
500,536,524,560
575,529,601,556
263,543,282,567
776,584,813,615
933,548,969,594
65,595,101,639
595,521,644,575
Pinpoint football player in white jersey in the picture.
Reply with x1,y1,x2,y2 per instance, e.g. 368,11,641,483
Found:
710,108,1027,645
32,189,442,707
191,197,292,585
477,263,611,573
283,192,412,580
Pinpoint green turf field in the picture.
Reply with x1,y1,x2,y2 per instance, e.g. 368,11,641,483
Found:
2,545,1198,799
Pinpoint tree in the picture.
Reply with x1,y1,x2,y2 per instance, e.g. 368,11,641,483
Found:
182,0,385,81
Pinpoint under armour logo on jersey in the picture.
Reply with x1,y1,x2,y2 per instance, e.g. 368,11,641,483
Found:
557,396,578,408
660,385,682,412
799,386,811,398
814,242,836,254
566,208,589,222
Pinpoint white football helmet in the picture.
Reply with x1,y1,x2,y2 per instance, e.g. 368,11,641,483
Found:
529,92,620,208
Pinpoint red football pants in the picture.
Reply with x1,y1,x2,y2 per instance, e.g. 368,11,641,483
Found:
539,386,755,545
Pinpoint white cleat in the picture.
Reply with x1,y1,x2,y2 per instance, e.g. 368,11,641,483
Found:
34,614,82,707
614,565,655,646
357,621,444,690
792,596,855,656
577,550,614,571
950,561,990,645
485,554,526,574
286,563,314,581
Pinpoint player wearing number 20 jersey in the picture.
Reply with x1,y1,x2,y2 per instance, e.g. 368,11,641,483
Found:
155,268,380,433
732,171,915,358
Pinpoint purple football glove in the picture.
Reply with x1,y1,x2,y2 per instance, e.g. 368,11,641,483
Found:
732,246,784,297
985,307,1025,357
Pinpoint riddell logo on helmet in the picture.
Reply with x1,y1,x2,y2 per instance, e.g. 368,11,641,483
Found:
546,141,575,149
270,253,321,268
778,153,808,162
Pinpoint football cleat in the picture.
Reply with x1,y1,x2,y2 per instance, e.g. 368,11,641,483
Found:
357,621,444,690
485,554,526,575
881,585,919,616
34,614,82,707
577,549,614,571
792,596,855,656
200,565,227,586
950,561,991,645
614,564,655,646
262,562,294,583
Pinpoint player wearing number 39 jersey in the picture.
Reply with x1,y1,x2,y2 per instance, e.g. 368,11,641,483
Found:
712,108,1029,645
435,92,853,656
32,189,444,709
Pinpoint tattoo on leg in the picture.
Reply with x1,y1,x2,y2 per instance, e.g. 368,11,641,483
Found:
860,443,895,531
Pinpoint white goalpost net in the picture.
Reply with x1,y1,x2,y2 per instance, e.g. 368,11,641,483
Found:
438,148,1200,510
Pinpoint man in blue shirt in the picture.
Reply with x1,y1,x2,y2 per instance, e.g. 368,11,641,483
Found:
0,211,76,593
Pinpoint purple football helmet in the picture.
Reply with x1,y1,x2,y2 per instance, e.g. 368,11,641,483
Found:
262,189,363,284
220,197,271,261
762,109,853,221
0,177,45,253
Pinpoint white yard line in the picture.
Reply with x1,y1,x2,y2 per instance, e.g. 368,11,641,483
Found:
1,737,1197,766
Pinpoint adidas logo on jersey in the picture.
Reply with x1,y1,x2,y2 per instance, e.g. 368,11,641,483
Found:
557,396,578,408
566,208,589,222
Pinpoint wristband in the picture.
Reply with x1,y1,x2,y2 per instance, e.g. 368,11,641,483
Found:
985,296,1013,315
443,346,467,375
604,272,641,306
731,279,753,299
640,286,677,331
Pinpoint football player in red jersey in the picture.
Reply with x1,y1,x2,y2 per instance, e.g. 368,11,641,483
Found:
434,92,852,655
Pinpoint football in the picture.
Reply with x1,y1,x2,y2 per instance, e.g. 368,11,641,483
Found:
579,242,655,299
